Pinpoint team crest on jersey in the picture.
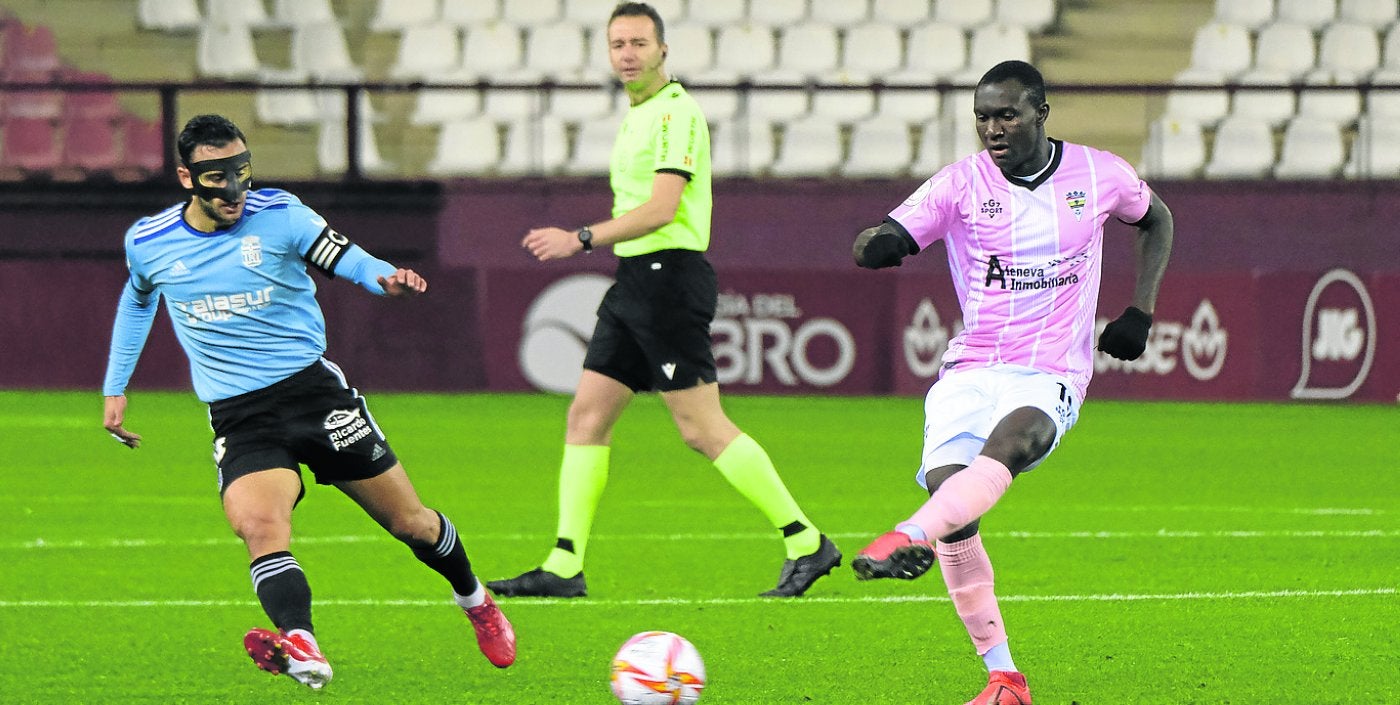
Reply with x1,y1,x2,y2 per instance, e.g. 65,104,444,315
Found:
240,235,263,267
1065,190,1087,222
980,198,1002,219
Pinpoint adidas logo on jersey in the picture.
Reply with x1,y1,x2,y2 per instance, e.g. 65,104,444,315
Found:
170,260,190,277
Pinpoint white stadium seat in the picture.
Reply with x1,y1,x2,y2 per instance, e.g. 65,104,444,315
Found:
139,0,200,32
870,0,930,28
842,119,913,178
1251,21,1316,80
1187,21,1253,78
769,116,843,177
1140,117,1206,179
1344,116,1400,177
1273,116,1344,178
390,25,462,81
996,0,1058,33
1275,0,1336,30
196,23,258,79
369,0,438,31
1204,115,1275,178
808,0,870,28
1212,0,1276,31
934,0,994,29
1338,0,1398,28
427,118,500,176
840,23,904,83
887,23,967,84
750,0,808,27
291,23,362,81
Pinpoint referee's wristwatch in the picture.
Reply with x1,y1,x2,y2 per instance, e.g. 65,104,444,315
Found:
577,225,594,253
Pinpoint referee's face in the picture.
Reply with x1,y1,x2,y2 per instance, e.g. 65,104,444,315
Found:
608,15,666,94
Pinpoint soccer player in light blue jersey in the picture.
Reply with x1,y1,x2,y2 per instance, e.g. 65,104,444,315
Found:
100,115,515,689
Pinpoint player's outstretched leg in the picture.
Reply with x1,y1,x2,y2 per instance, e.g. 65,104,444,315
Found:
461,591,517,667
243,628,333,690
963,671,1032,705
760,533,843,597
851,530,936,580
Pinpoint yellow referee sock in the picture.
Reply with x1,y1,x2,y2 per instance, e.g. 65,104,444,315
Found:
540,444,610,577
713,433,820,559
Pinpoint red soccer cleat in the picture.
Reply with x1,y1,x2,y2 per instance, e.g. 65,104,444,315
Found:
243,628,333,689
850,530,936,580
965,670,1032,705
465,592,517,668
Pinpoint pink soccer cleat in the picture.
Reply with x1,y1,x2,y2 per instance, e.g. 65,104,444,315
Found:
851,530,936,580
243,628,333,690
464,592,517,668
965,670,1032,705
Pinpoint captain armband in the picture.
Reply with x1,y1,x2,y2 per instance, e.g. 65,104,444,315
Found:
305,226,352,277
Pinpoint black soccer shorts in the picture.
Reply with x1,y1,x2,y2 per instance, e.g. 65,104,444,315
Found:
583,249,719,393
207,359,399,497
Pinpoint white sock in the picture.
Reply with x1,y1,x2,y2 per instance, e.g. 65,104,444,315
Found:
982,640,1016,673
454,581,486,609
286,628,320,651
896,522,928,542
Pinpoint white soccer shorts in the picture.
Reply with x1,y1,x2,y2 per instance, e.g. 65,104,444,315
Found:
916,364,1082,489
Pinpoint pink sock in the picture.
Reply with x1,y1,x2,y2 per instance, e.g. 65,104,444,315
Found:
937,534,1007,655
906,455,1012,540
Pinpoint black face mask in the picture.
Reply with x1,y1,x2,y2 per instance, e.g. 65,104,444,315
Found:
188,151,253,202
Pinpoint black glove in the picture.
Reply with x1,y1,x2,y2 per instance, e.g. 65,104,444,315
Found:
1097,306,1152,361
854,227,916,269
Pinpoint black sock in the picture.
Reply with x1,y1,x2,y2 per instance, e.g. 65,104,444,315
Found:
250,551,313,633
411,511,479,596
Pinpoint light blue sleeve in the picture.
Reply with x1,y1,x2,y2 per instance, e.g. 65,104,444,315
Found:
284,202,397,296
102,280,159,396
333,245,397,296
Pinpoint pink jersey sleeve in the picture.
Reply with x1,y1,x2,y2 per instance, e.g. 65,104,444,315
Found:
1102,152,1152,224
887,165,963,250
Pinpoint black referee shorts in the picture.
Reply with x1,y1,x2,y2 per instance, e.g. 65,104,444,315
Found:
584,248,719,393
207,359,399,498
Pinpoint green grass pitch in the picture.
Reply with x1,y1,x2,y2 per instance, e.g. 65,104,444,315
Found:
2,391,1397,704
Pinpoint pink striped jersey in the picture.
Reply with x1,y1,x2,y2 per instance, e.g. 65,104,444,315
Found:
888,138,1152,398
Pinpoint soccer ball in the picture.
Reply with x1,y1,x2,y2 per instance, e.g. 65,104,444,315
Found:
609,631,706,705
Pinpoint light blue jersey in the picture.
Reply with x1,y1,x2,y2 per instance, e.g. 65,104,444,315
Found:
103,188,396,402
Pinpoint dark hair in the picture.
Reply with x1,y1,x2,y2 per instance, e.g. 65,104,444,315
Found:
609,2,665,43
977,60,1047,107
177,114,247,166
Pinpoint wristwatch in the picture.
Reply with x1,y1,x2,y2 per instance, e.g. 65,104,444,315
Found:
577,226,594,253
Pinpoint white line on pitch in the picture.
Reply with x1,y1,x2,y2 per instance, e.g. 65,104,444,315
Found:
8,529,1400,551
0,587,1393,610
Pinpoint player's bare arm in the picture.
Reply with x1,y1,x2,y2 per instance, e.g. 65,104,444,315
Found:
522,172,686,261
103,394,142,449
376,268,427,297
1128,191,1174,315
853,221,920,269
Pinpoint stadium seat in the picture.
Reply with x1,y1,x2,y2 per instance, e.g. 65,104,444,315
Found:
291,23,361,81
1314,22,1381,78
390,25,462,81
119,115,165,179
750,0,808,27
746,87,810,123
995,0,1058,33
940,90,983,161
1186,21,1253,79
758,22,840,84
934,0,995,29
4,24,61,77
566,116,621,175
458,24,525,81
562,0,615,25
1139,116,1206,178
426,118,499,176
1204,115,1275,178
1338,0,1397,28
138,0,200,32
768,116,843,177
63,71,122,122
316,119,392,175
1232,69,1298,127
196,23,259,79
699,26,777,83
687,87,741,123
482,88,544,121
1212,0,1275,31
369,0,439,32
441,0,500,26
808,0,870,28
0,116,61,177
1344,115,1400,177
205,0,272,29
1,73,64,120
315,88,380,124
1251,21,1316,80
1165,70,1232,126
841,119,913,178
875,88,942,125
710,116,776,176
547,86,620,122
686,0,744,28
501,0,561,25
886,23,967,84
1365,68,1400,118
648,0,685,24
498,116,569,175
810,89,876,123
410,87,482,126
271,0,335,27
254,68,321,126
911,120,951,175
955,23,1032,82
59,114,122,177
1273,116,1344,178
870,0,931,28
1275,0,1336,30
840,23,904,83
521,22,589,82
1296,81,1362,125
663,25,715,82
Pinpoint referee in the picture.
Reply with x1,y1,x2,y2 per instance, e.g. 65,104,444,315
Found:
495,2,840,599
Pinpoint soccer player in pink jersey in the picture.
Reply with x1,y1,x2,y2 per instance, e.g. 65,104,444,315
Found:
848,61,1174,705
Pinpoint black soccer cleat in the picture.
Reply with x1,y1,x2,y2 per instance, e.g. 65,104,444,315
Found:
760,534,842,597
486,567,587,598
851,531,936,581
